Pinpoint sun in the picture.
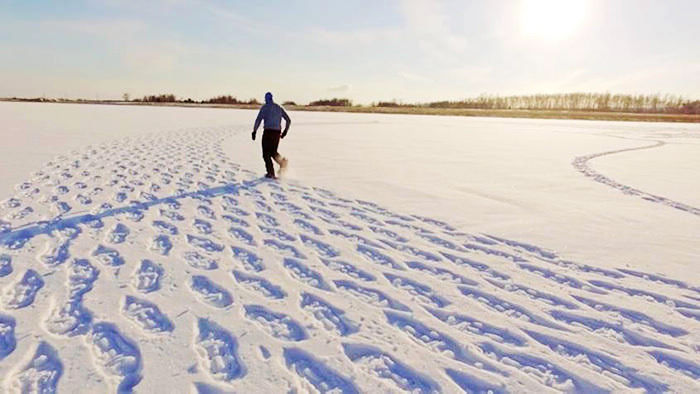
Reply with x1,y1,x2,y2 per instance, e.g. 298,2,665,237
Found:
519,0,587,41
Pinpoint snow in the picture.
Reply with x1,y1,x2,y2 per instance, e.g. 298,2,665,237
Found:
0,101,698,393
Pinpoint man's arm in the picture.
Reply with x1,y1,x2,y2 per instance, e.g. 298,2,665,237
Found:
281,107,291,138
252,107,264,140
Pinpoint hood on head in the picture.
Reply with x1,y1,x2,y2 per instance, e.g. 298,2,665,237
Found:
265,92,273,104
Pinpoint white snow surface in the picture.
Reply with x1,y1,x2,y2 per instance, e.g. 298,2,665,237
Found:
0,102,698,393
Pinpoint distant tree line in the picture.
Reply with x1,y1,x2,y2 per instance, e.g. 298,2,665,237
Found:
129,94,259,105
308,98,353,107
136,94,177,103
384,93,698,114
203,95,259,105
7,92,698,114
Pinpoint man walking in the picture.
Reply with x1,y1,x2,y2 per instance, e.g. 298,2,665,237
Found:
252,92,290,179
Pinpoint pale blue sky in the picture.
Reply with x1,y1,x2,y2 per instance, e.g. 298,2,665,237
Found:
1,0,698,104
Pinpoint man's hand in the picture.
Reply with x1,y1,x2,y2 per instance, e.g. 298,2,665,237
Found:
281,130,288,139
251,131,256,141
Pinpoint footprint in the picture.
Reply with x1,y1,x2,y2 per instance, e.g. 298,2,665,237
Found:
571,295,687,337
617,268,698,293
232,270,286,300
369,226,408,243
37,240,70,267
300,234,340,258
187,235,224,253
524,329,666,391
445,368,507,393
416,232,462,250
588,280,697,310
302,195,327,207
221,196,239,208
131,260,164,293
383,273,451,308
189,275,233,308
107,223,130,244
114,192,128,203
677,308,700,322
150,235,173,255
8,341,63,393
350,211,383,226
254,212,279,227
53,201,72,215
479,342,604,392
183,251,218,270
160,209,184,221
222,206,249,218
458,286,563,330
461,242,525,263
380,240,441,263
300,292,357,336
334,280,410,312
549,309,675,349
411,215,456,232
356,244,403,270
230,246,264,272
3,269,45,309
122,295,174,334
197,205,216,220
259,226,296,242
125,208,144,222
293,219,323,235
270,192,287,202
228,226,256,246
86,322,142,392
67,258,99,300
484,234,557,260
328,229,384,249
310,206,341,220
45,300,93,337
92,245,125,266
193,219,212,235
222,214,249,228
405,260,478,286
283,347,358,394
244,304,307,341
648,351,700,380
320,259,376,282
442,252,509,281
263,239,306,259
152,220,179,235
485,278,579,310
342,343,439,393
287,209,315,221
426,308,527,347
254,200,273,213
283,258,331,290
195,318,245,381
0,314,16,359
334,219,362,231
517,264,606,294
384,310,504,375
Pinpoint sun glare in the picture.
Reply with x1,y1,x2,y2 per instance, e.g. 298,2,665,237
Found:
520,0,587,41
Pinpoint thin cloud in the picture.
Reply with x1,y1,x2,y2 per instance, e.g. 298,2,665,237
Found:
327,84,352,93
399,72,431,83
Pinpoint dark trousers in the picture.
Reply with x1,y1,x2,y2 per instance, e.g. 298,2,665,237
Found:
262,129,282,176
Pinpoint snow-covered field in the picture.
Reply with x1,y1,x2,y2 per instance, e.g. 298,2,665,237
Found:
0,102,698,393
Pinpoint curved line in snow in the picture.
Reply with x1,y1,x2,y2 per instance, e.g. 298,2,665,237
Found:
572,140,700,217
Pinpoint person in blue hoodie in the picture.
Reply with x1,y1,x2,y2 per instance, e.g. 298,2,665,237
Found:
252,92,291,179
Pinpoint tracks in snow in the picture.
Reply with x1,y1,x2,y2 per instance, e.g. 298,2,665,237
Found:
0,126,697,392
572,138,700,216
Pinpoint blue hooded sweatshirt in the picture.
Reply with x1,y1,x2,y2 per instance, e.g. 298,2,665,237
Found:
254,92,291,131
